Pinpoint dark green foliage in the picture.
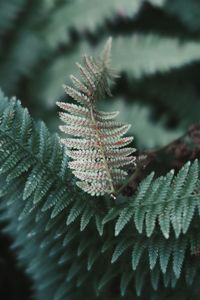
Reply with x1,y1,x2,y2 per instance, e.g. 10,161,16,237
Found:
115,160,199,238
1,0,200,299
0,90,200,299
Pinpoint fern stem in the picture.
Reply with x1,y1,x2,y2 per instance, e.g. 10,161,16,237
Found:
90,107,115,196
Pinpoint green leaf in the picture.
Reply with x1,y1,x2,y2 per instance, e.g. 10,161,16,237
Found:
111,239,132,263
115,206,134,236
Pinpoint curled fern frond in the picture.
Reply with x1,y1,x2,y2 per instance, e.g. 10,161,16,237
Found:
57,38,136,197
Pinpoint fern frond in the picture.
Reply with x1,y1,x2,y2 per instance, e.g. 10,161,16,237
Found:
164,0,200,32
45,0,143,47
0,89,200,298
57,38,136,197
114,159,200,238
0,90,107,298
38,34,200,106
102,99,183,148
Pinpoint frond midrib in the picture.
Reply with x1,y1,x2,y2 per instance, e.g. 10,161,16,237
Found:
89,107,115,195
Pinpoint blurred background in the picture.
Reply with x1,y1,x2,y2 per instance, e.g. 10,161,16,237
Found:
0,0,200,298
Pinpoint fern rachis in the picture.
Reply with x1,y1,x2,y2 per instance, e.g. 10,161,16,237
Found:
57,38,136,197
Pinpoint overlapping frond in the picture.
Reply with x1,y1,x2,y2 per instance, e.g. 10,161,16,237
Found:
113,159,200,238
38,34,200,107
0,91,200,299
1,0,200,299
0,90,104,299
45,0,143,47
57,39,136,197
100,230,200,296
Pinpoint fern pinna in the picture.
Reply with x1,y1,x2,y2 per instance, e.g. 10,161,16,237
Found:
57,38,136,197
